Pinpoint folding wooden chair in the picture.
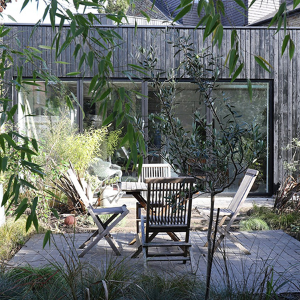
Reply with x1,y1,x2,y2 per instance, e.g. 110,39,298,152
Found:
196,169,259,254
137,177,195,265
67,169,129,258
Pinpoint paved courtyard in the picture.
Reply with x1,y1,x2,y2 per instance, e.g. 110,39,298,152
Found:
6,196,300,294
7,229,300,294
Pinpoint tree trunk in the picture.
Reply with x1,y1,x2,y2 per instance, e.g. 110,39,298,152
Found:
205,192,215,300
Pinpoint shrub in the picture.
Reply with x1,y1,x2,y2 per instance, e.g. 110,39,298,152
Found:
240,218,269,231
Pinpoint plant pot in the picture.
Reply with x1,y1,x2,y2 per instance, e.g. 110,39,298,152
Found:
0,184,5,227
100,185,120,207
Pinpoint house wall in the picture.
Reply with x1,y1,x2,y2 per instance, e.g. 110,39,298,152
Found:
248,0,281,24
251,10,300,26
5,24,300,187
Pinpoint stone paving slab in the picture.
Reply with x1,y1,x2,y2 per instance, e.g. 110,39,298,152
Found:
7,229,300,294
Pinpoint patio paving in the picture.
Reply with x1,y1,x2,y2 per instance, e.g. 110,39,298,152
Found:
7,229,300,294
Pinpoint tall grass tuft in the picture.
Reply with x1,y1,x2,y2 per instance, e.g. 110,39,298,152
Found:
0,217,37,261
127,271,204,300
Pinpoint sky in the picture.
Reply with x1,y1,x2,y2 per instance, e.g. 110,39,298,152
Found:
1,1,50,24
0,0,98,24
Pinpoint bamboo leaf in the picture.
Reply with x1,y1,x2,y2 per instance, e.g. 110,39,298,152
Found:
66,72,81,76
231,30,237,48
102,112,116,126
255,56,271,72
55,61,70,64
19,179,37,190
39,45,53,50
231,63,244,82
172,4,192,23
248,0,257,8
51,208,59,219
32,214,39,232
32,139,38,152
43,230,51,248
228,49,237,74
26,215,32,232
88,51,94,69
140,10,150,22
197,0,206,16
294,0,300,9
7,15,17,22
281,34,290,56
232,0,246,10
21,0,30,11
289,38,295,60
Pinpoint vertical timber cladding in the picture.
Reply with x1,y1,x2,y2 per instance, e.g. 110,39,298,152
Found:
5,24,300,186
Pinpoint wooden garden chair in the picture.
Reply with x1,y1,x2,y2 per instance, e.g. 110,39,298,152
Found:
196,169,259,254
138,163,172,182
67,169,129,258
135,163,172,237
137,177,195,265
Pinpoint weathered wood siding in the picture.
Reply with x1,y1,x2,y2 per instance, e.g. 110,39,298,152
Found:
4,24,300,186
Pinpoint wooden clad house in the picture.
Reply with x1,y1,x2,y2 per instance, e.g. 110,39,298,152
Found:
5,21,300,196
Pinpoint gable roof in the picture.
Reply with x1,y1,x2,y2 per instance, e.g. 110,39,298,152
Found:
127,0,173,22
250,0,300,26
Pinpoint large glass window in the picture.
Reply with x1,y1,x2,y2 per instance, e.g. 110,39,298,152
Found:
83,81,142,131
212,82,270,194
148,80,271,194
18,81,78,140
83,81,143,180
16,79,271,192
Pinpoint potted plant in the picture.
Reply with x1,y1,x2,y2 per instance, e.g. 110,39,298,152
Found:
98,176,123,207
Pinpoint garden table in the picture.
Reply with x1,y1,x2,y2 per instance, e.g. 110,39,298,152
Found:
120,181,184,258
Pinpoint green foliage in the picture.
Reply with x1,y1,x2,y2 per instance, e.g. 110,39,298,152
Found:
133,36,265,300
37,117,121,177
240,217,270,231
0,217,37,261
0,0,296,252
105,0,129,14
283,138,300,176
135,37,264,195
249,205,300,231
6,266,60,291
130,272,203,299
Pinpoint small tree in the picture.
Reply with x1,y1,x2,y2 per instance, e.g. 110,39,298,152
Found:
135,35,264,299
105,0,129,14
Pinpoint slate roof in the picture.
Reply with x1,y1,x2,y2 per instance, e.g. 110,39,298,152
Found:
126,0,172,21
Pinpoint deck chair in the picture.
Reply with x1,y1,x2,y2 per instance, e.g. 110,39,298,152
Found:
67,169,129,258
196,168,259,255
137,177,195,265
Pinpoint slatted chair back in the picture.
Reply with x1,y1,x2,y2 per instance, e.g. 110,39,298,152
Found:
145,177,195,230
226,168,259,228
139,164,172,182
228,169,259,212
67,168,129,257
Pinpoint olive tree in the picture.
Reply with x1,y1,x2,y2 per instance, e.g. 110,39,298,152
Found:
134,35,264,299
